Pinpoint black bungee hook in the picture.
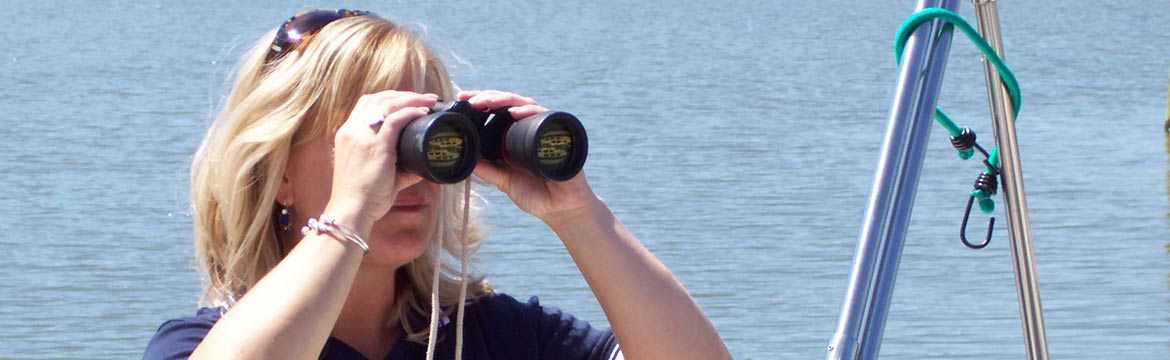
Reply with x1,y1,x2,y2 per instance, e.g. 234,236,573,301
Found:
959,167,999,249
960,195,993,249
950,127,998,249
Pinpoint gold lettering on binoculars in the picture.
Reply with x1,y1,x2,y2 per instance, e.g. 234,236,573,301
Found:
537,130,572,166
426,131,465,167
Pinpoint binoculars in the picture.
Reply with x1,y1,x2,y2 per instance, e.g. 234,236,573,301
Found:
397,101,588,184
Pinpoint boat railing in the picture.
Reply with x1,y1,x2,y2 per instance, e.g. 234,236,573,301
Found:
825,1,1048,358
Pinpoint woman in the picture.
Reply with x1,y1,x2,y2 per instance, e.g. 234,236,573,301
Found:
144,9,729,360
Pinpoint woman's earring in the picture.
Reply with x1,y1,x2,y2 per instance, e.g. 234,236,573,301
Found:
279,205,291,231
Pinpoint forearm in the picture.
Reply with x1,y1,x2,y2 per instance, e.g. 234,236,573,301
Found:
546,197,731,360
191,232,364,360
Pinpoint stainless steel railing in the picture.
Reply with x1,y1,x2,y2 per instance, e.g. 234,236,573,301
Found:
825,1,1048,358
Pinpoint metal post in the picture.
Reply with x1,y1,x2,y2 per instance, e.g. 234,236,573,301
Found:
971,1,1050,359
825,0,959,358
858,12,957,358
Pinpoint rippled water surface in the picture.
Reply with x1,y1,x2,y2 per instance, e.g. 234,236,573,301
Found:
2,0,1169,358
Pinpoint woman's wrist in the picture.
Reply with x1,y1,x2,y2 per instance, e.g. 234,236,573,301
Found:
541,194,610,235
321,201,376,237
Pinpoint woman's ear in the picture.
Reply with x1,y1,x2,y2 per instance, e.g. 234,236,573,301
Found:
275,172,294,207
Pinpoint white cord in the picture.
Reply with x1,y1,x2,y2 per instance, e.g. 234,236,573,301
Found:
455,178,471,360
424,207,445,360
425,179,474,360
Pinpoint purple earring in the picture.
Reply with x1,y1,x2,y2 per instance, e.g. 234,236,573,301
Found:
279,205,291,231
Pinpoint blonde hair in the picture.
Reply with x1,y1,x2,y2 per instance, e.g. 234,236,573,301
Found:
190,15,491,343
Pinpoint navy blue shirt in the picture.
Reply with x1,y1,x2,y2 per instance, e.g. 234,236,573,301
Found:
143,293,619,360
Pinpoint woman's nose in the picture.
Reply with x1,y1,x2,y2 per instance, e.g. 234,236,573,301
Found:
394,171,425,193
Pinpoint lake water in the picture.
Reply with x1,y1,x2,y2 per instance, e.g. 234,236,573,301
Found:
2,0,1169,358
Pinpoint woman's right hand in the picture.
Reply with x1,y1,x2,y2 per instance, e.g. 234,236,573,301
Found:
324,90,438,231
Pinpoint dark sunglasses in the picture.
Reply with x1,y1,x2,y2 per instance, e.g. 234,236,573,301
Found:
267,8,375,64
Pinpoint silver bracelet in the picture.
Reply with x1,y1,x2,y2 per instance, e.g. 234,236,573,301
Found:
301,215,370,255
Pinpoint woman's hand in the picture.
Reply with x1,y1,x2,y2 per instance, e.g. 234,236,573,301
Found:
461,90,599,224
326,91,438,230
465,90,732,359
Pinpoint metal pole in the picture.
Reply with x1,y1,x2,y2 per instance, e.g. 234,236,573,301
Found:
858,9,957,357
826,0,958,358
971,1,1050,359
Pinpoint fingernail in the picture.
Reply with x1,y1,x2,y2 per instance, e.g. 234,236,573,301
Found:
423,93,439,99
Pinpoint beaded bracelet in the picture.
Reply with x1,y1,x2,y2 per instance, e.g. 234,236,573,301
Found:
301,215,370,255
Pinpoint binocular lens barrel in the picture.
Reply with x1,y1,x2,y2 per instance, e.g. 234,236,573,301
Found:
397,112,479,184
503,111,587,181
397,101,588,184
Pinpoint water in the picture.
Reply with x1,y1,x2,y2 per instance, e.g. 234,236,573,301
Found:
1,0,1168,358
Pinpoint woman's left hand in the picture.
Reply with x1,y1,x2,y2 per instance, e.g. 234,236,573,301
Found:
461,90,599,224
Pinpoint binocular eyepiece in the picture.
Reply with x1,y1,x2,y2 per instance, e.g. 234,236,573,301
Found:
396,101,588,184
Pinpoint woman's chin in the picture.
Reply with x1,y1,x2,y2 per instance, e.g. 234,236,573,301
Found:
365,192,439,268
364,228,432,267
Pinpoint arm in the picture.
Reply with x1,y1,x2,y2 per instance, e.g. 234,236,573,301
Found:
189,231,364,360
546,197,731,360
189,92,436,359
464,91,731,360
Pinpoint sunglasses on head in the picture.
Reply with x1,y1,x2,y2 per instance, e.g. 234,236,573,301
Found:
267,8,375,64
